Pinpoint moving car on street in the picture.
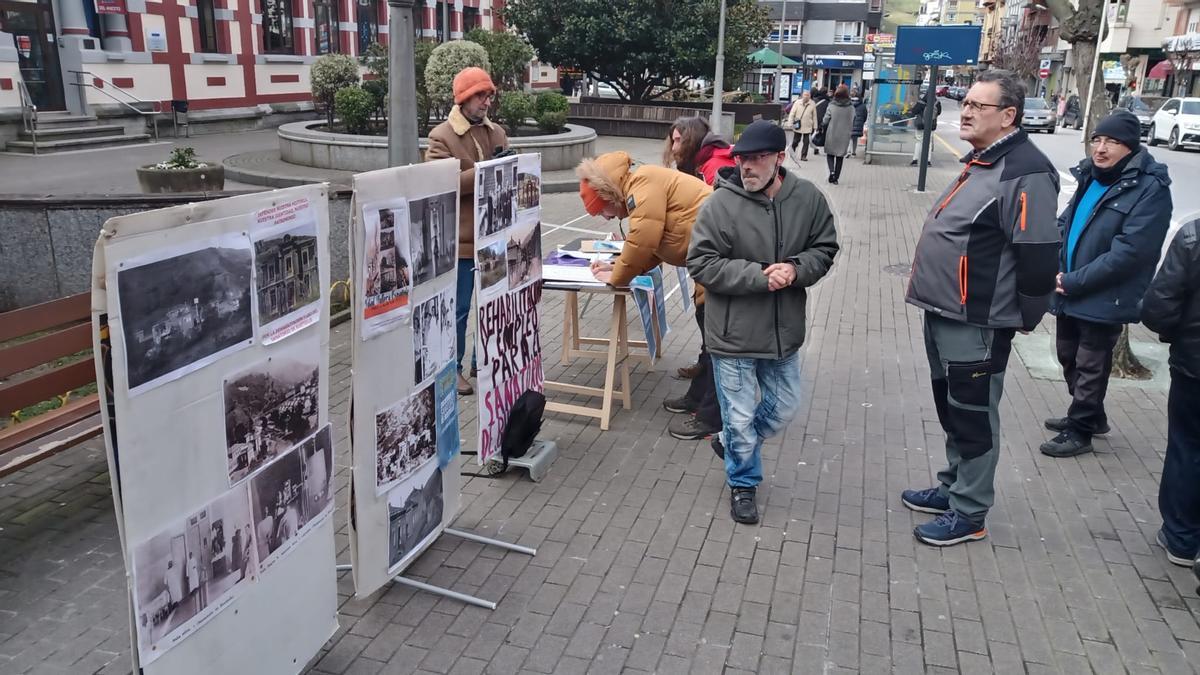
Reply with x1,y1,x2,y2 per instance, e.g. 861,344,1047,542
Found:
1116,95,1166,136
1148,97,1200,151
1022,97,1057,133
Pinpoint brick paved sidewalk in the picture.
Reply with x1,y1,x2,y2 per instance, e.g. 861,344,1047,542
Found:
2,149,1198,675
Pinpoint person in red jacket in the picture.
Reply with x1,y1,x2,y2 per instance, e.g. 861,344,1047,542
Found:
664,116,737,187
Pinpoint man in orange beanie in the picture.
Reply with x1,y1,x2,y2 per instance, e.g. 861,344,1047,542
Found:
426,66,509,395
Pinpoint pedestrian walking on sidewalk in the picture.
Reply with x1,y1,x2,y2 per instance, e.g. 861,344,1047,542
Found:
822,85,854,184
849,94,868,157
902,70,1060,546
576,152,721,440
1141,216,1200,569
425,67,509,396
1041,110,1173,458
660,117,735,440
786,91,817,161
687,120,840,524
813,88,830,156
910,97,941,167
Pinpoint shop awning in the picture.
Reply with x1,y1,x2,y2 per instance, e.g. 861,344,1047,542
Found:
749,48,802,68
1148,60,1173,79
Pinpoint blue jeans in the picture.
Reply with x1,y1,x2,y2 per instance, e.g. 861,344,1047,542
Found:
711,351,803,488
456,258,475,371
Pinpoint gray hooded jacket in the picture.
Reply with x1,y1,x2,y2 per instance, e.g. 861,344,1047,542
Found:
687,167,839,359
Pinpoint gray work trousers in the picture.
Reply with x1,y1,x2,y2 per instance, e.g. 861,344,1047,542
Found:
923,312,1015,522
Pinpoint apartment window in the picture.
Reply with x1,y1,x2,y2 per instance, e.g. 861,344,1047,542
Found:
1188,8,1199,33
463,6,480,31
262,0,294,53
314,0,340,54
768,21,801,43
357,0,379,53
869,0,883,11
197,0,219,52
834,21,863,44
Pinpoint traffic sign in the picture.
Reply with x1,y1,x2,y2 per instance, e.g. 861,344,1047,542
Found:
894,25,982,66
1039,58,1051,80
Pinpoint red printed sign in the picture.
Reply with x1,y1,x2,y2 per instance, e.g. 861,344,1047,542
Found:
95,0,126,15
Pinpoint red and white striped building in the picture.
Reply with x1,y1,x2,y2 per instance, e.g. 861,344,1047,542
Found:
0,0,543,118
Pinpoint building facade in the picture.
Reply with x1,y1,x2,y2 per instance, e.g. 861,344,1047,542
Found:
756,0,885,99
0,0,507,118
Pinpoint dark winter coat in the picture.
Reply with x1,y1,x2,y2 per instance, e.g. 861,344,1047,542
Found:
822,99,855,157
687,167,839,359
814,97,831,145
1141,219,1200,380
851,100,868,138
1051,149,1173,324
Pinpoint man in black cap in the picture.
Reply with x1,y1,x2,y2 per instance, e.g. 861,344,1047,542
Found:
1041,109,1173,457
687,120,840,524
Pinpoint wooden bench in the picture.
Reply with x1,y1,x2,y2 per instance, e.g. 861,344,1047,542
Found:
0,292,102,477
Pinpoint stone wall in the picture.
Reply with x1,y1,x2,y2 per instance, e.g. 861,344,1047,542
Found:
0,192,352,312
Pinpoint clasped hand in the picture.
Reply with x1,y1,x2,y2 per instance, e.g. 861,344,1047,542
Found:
764,263,796,291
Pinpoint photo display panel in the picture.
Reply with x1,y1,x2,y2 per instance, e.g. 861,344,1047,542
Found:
92,185,337,674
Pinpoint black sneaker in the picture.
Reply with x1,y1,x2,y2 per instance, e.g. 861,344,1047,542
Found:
711,435,725,460
1156,529,1195,567
730,487,758,524
1040,430,1094,458
662,396,694,414
1044,416,1110,435
910,159,918,166
668,414,720,440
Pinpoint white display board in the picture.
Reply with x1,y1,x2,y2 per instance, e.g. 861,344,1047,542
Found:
473,154,545,465
348,159,464,597
91,185,338,675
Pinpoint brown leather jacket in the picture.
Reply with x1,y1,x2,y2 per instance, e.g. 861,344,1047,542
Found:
425,105,509,258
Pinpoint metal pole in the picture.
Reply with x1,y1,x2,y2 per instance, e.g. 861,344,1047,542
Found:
775,0,788,103
442,0,450,42
1081,0,1110,142
711,0,728,137
444,528,538,555
917,65,938,193
391,575,498,610
388,0,421,167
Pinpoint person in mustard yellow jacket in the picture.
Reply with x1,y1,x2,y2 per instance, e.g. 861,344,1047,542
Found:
575,151,721,441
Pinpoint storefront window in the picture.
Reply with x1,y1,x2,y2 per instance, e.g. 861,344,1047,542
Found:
314,0,339,54
263,0,294,54
357,0,379,53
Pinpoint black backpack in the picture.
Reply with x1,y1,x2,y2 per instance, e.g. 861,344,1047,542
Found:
500,390,545,472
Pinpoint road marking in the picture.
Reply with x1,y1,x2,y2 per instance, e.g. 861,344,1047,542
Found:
543,213,610,237
933,132,960,156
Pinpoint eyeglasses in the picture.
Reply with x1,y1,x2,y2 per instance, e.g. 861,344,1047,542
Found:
961,100,1007,112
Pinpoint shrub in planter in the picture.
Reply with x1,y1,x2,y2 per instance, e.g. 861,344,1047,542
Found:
335,86,375,134
536,110,568,133
496,91,534,132
534,91,569,117
311,54,361,126
136,146,224,193
425,40,490,114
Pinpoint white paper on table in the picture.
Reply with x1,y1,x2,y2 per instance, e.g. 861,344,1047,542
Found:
543,264,607,285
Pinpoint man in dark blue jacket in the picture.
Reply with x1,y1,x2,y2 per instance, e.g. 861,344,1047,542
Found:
1042,111,1173,457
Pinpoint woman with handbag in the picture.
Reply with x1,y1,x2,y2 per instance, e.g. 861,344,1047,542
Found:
785,91,817,161
821,85,855,184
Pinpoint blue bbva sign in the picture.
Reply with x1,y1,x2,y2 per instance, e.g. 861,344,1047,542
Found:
894,25,983,66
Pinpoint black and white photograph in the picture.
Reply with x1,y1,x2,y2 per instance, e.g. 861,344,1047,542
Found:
387,461,443,573
517,170,540,212
131,485,255,665
375,384,437,495
223,333,320,485
253,218,321,343
299,425,334,526
477,240,507,296
409,191,457,285
475,156,517,240
506,221,543,290
361,199,412,339
412,289,456,386
250,445,305,569
117,235,254,394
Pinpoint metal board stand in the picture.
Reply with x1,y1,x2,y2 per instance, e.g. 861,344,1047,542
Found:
335,530,536,610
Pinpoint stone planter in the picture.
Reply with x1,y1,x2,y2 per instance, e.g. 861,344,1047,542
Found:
277,121,597,172
136,163,226,193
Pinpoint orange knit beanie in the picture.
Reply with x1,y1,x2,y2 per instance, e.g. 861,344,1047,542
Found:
453,67,496,105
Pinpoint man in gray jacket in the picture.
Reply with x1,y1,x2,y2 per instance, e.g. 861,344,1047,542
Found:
688,120,840,524
902,70,1060,546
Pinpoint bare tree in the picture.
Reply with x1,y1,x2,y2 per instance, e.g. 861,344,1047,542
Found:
991,24,1049,84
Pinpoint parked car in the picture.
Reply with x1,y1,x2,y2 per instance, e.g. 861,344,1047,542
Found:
1148,97,1200,151
1060,94,1083,130
948,86,967,101
1116,95,1166,136
595,82,619,98
936,84,950,97
1022,97,1057,133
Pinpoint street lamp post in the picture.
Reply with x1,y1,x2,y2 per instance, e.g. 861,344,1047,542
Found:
387,0,421,166
774,0,789,103
711,0,728,136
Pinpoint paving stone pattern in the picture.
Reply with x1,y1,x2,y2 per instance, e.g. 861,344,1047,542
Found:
2,153,1198,675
